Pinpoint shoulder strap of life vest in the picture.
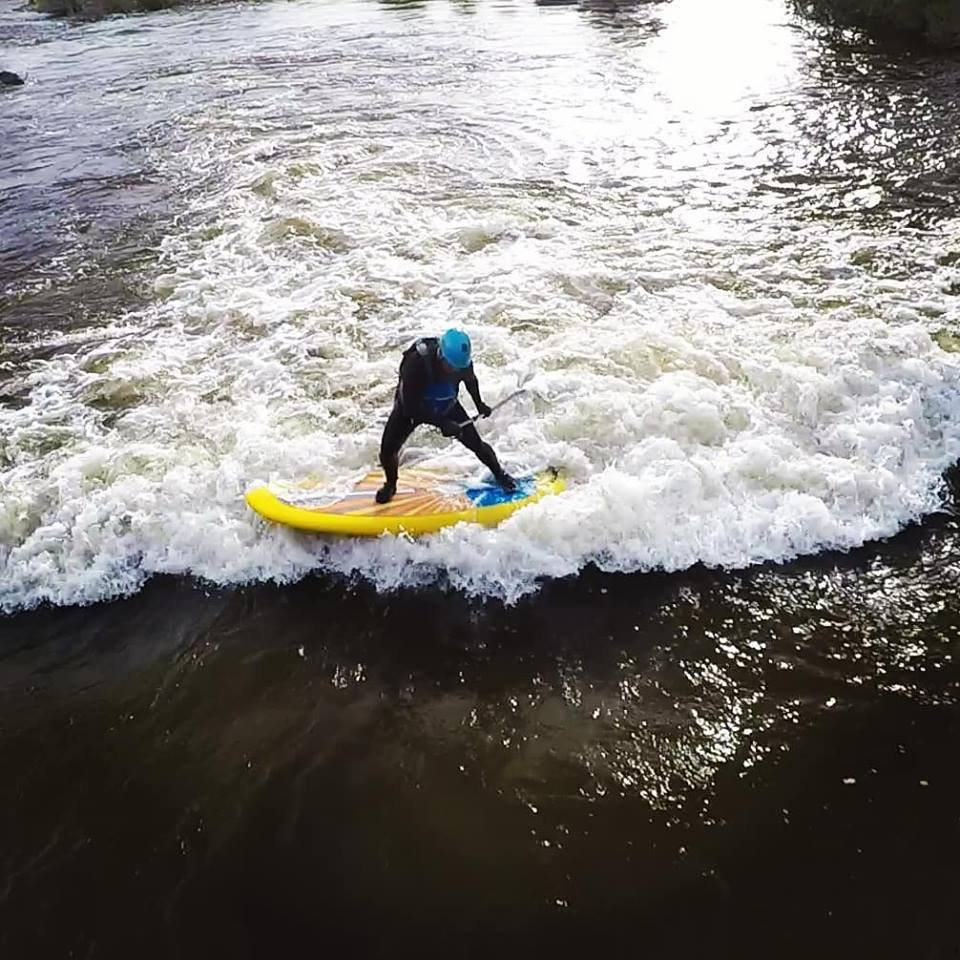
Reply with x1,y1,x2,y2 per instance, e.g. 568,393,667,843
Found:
402,337,439,382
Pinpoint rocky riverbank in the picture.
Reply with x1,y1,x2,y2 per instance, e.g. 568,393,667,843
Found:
29,0,225,19
795,0,960,48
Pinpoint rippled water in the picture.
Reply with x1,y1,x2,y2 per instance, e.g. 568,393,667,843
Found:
2,1,960,955
3,520,960,955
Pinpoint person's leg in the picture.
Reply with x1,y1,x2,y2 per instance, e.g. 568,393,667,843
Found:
377,402,416,503
450,404,515,491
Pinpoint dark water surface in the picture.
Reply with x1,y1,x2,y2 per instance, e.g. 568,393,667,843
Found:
3,474,960,957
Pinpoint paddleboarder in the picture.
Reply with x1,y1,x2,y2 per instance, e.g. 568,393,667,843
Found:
376,329,516,504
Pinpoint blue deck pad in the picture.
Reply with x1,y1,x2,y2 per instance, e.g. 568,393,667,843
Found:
464,475,535,508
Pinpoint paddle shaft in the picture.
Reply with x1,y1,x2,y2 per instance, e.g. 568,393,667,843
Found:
402,385,532,468
456,389,527,428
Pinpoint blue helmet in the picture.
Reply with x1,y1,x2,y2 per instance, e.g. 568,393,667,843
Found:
439,328,472,370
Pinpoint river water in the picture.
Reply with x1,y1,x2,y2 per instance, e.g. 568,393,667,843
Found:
2,0,960,955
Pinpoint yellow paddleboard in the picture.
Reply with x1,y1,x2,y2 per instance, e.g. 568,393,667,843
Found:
245,467,564,537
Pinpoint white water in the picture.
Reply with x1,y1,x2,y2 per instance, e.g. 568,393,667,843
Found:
2,0,959,610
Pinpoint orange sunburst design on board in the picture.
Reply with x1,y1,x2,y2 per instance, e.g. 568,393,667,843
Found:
274,469,472,517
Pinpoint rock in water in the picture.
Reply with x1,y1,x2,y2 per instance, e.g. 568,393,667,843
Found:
1,71,25,86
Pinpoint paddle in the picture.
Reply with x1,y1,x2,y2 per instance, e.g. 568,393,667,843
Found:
454,369,535,429
455,388,529,428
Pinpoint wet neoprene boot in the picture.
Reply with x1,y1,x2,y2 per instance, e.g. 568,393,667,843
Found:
375,481,396,504
496,472,517,492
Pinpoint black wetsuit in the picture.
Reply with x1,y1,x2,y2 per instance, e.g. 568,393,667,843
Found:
378,338,511,499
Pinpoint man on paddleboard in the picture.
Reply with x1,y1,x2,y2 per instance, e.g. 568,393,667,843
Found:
376,329,516,504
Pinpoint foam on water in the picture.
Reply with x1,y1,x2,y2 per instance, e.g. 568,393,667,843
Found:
2,0,959,611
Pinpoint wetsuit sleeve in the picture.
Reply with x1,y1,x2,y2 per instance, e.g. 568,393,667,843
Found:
398,351,428,422
463,365,484,408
